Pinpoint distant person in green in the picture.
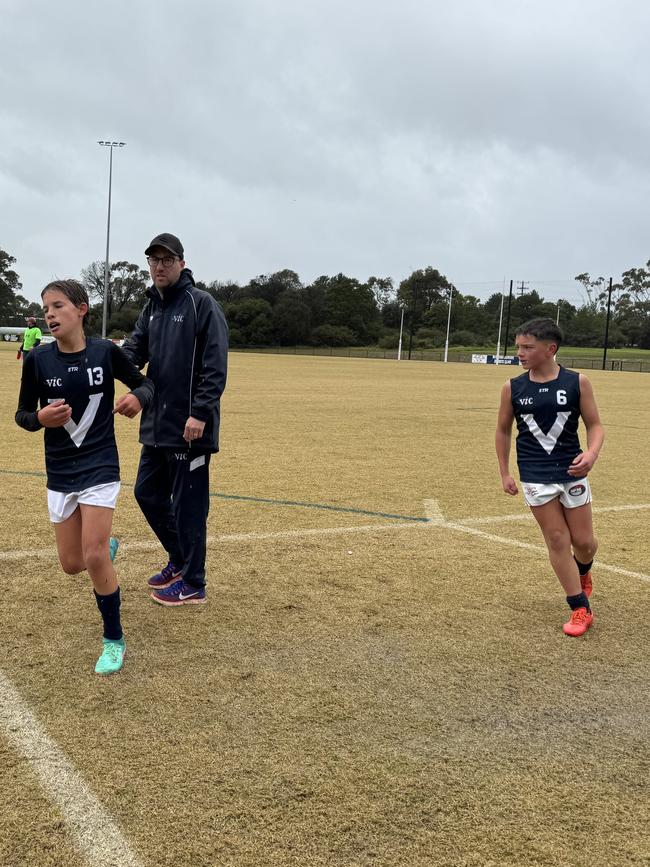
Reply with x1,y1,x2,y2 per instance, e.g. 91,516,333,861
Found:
17,316,42,360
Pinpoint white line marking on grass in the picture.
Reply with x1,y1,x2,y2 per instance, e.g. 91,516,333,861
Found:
423,499,445,524
0,670,144,867
0,546,59,561
0,522,421,562
442,521,650,583
456,502,650,526
1,504,648,583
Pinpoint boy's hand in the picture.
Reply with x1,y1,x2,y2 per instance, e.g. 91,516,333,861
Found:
568,450,596,476
113,393,142,418
16,351,21,359
501,475,519,496
37,399,72,428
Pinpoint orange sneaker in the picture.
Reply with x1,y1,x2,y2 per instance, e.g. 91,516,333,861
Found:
563,607,593,637
580,570,593,598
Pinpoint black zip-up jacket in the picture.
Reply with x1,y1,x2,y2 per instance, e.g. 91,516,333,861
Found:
121,269,228,451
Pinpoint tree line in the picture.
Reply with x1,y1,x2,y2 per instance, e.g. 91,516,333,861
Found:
3,246,650,350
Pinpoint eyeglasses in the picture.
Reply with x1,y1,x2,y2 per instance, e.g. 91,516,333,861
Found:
147,255,179,268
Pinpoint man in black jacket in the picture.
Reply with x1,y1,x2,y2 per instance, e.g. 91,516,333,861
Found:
122,233,228,605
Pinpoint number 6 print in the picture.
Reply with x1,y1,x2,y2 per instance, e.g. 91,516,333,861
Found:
556,390,567,405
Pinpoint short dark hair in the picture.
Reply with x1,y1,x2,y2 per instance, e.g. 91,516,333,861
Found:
515,318,563,348
41,279,91,327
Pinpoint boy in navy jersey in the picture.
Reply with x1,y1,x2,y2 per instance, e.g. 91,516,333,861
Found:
15,280,153,674
495,318,604,636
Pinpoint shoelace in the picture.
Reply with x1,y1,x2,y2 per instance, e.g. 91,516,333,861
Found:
571,608,589,623
161,562,177,580
104,643,123,662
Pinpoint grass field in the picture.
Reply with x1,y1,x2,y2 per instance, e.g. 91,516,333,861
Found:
0,343,648,867
230,344,650,373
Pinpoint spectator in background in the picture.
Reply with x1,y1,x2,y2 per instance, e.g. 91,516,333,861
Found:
17,316,42,360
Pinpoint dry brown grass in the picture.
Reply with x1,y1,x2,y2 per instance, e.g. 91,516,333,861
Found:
0,343,648,866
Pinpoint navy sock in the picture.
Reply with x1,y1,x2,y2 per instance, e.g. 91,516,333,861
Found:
574,557,593,576
566,591,590,612
94,587,123,641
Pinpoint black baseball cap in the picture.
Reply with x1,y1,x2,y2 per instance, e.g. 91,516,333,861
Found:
145,233,184,258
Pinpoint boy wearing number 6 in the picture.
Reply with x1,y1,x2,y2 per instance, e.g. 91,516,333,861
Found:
15,280,153,674
495,318,604,637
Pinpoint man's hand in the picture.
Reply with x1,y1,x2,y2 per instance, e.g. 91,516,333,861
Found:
501,474,519,496
184,416,206,443
113,393,142,418
568,450,596,477
38,399,72,428
16,351,21,360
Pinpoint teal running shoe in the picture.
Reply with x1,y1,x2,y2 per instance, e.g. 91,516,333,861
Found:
109,537,120,563
95,637,126,675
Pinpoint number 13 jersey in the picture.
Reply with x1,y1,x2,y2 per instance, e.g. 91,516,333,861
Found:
510,366,583,483
16,338,153,493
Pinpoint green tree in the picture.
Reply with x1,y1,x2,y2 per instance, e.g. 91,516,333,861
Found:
563,306,605,347
272,289,311,345
316,273,379,342
303,279,328,330
241,270,302,306
81,260,149,325
311,324,357,346
398,267,453,352
367,275,394,308
574,273,608,311
224,298,273,345
0,248,23,322
206,280,240,305
510,289,557,325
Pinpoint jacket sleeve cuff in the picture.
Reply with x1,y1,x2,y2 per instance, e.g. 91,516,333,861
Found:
130,385,152,410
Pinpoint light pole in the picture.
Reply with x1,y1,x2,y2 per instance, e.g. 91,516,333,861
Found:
98,141,126,338
443,284,453,363
397,306,405,361
602,277,614,370
495,289,505,361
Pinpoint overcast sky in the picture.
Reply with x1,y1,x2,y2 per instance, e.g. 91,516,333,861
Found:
2,0,649,305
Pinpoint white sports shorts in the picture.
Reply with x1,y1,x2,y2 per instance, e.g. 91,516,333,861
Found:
47,481,121,524
522,479,592,509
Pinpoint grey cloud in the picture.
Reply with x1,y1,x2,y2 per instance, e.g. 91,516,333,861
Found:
2,0,650,303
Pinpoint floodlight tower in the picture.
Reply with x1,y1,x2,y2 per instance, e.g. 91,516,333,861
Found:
97,141,126,338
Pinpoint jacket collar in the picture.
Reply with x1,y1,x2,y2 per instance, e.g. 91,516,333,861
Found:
146,268,196,302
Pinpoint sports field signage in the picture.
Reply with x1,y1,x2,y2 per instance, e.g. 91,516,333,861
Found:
471,354,519,365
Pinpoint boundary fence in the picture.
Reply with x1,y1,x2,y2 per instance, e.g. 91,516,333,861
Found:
229,346,650,373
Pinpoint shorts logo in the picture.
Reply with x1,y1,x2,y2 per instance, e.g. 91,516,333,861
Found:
569,484,586,497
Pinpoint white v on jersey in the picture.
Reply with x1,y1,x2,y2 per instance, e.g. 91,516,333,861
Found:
510,366,584,483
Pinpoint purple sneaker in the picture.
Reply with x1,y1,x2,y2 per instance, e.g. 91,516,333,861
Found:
151,579,206,607
147,561,181,589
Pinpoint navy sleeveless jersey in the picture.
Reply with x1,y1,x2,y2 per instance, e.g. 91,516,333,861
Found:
510,366,583,483
16,338,153,493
